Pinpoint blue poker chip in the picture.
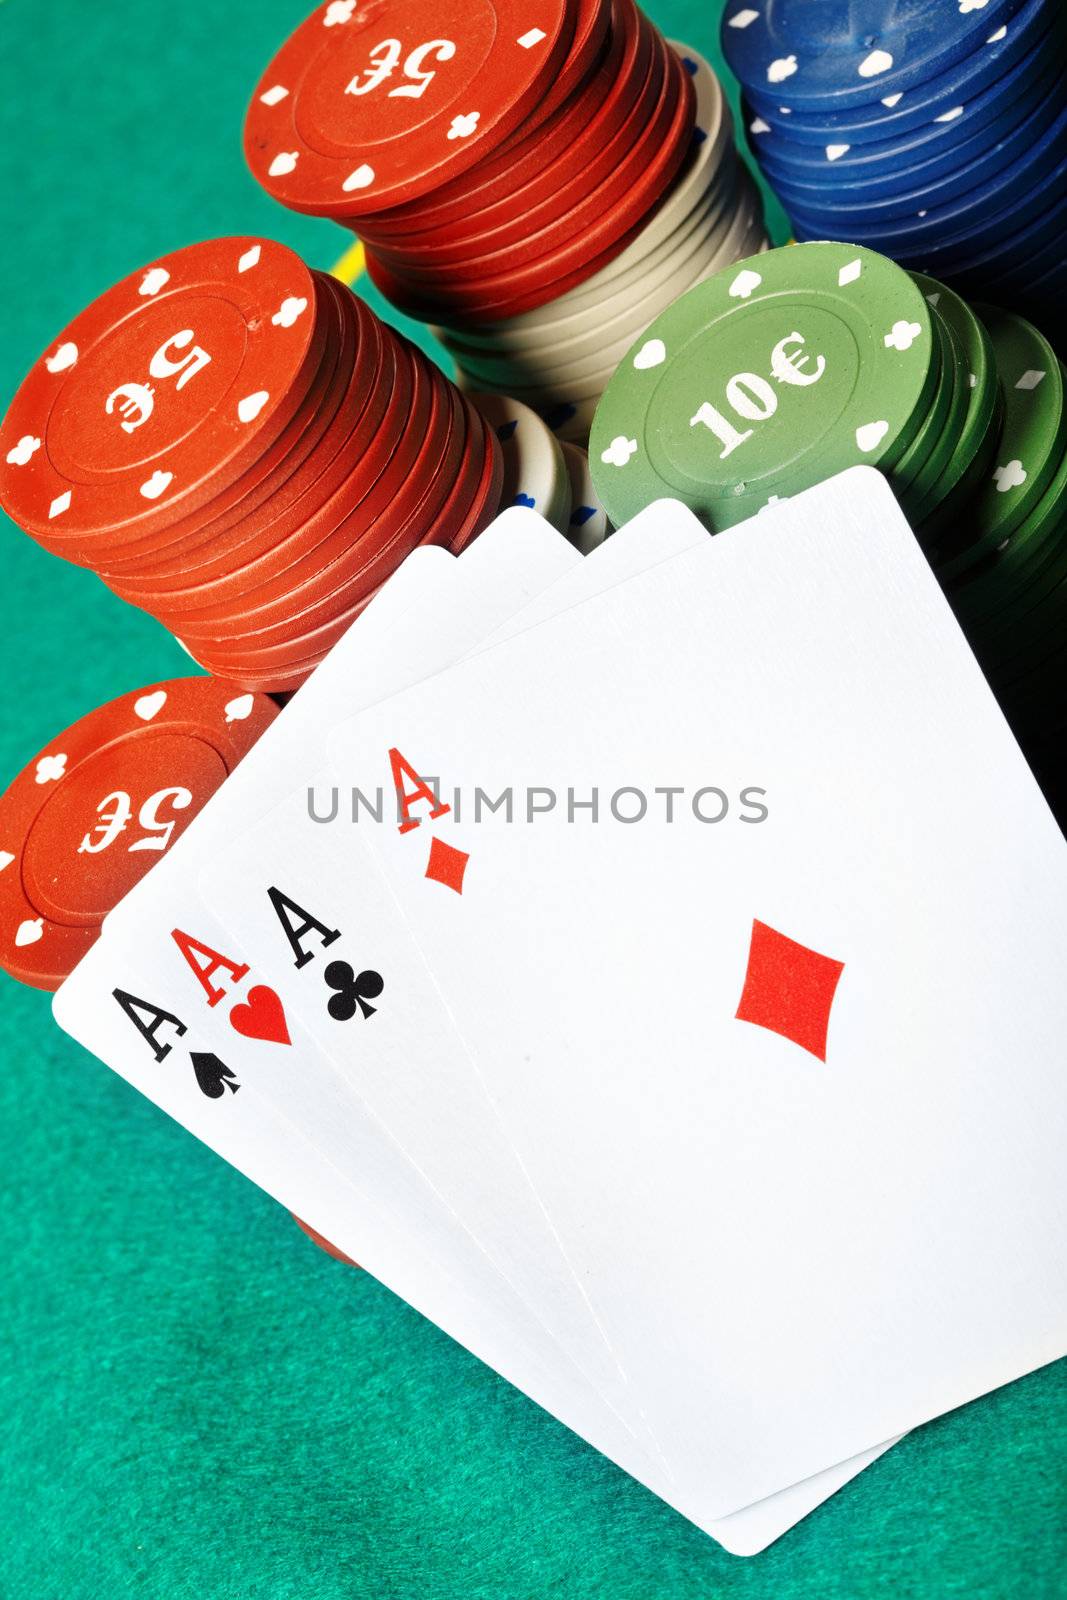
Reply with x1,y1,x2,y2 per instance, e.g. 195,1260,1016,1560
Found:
792,151,1067,274
738,0,1052,144
766,74,1067,226
720,0,1026,112
747,27,1062,192
940,183,1067,288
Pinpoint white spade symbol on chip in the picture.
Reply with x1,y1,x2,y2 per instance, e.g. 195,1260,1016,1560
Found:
224,694,255,723
238,391,270,424
46,342,78,374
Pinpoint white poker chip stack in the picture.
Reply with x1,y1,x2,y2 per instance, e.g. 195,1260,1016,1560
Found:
438,46,769,443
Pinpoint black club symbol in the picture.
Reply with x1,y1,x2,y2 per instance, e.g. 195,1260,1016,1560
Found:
324,960,385,1022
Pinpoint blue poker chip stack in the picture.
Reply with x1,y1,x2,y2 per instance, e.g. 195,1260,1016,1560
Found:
721,0,1067,324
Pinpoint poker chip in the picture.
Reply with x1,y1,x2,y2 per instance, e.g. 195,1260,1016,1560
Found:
247,0,696,320
559,441,610,553
467,392,573,533
590,242,938,531
0,239,505,693
723,0,1067,318
433,46,769,437
244,6,768,434
0,678,278,990
589,237,1066,792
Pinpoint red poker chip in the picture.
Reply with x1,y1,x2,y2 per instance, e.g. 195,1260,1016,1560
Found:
104,285,399,604
0,678,278,990
364,38,693,319
95,272,361,583
370,1,657,266
365,0,621,240
0,239,322,548
176,367,467,651
244,0,574,218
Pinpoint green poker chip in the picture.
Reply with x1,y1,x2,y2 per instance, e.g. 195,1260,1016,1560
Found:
589,241,938,531
892,298,954,516
938,308,1067,581
907,274,1001,536
901,306,971,525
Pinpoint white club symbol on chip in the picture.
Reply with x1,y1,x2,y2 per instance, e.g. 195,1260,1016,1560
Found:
448,113,480,140
272,296,308,329
324,0,356,24
6,435,40,467
139,267,171,297
600,436,637,468
35,753,67,784
993,460,1027,493
884,319,922,352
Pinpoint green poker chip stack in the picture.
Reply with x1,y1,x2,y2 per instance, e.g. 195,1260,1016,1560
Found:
590,240,1067,797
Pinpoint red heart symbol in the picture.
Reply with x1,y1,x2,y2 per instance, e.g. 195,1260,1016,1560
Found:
229,984,291,1047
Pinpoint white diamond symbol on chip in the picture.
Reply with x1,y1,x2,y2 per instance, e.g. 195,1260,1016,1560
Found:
517,27,546,47
238,245,262,273
881,93,903,107
728,8,759,27
260,84,289,106
925,292,941,307
750,117,770,134
48,490,72,520
935,106,964,122
1015,369,1046,391
826,143,849,161
838,258,862,287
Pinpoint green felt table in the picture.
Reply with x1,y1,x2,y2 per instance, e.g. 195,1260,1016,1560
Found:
1,2,1064,1594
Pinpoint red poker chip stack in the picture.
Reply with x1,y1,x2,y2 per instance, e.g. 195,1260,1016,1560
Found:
0,238,503,694
244,0,696,325
0,677,278,990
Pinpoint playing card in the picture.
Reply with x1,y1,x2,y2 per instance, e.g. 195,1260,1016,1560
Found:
198,489,906,1548
78,512,681,1475
293,465,1067,1517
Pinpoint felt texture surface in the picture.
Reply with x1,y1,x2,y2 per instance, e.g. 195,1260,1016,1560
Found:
0,1,1064,1594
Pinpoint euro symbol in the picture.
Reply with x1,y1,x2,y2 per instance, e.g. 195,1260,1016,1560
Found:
769,332,826,387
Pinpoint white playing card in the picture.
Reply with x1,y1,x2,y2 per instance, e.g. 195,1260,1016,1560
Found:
199,491,904,1550
297,465,1067,1518
80,514,680,1475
